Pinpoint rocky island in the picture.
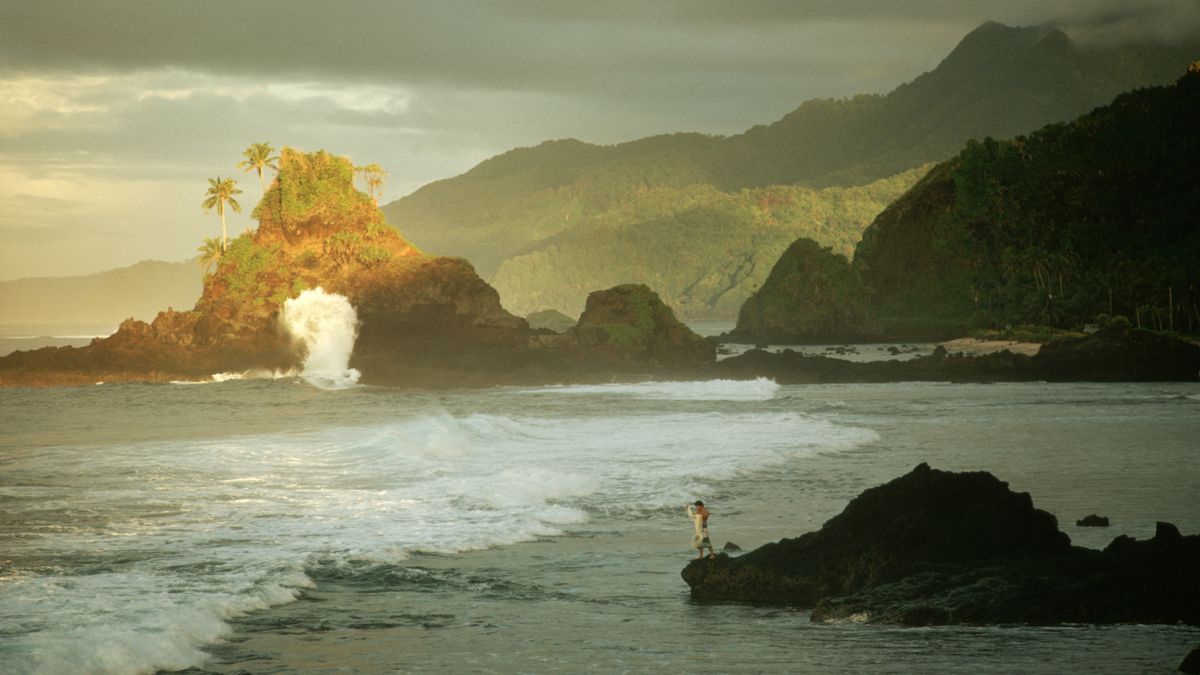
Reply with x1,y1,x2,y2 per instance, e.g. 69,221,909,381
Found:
682,463,1200,626
0,149,713,388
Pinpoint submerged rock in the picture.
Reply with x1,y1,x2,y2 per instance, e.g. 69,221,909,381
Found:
682,464,1200,626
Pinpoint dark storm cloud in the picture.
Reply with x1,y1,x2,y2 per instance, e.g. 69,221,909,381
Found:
6,1,1194,93
2,0,1196,280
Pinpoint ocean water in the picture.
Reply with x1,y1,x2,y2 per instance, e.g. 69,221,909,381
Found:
1,377,1198,674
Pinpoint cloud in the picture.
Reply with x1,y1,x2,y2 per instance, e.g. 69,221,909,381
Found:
0,3,978,94
1045,0,1200,45
1,1,1196,281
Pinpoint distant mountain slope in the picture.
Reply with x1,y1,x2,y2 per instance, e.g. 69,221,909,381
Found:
384,21,1197,299
714,22,1195,189
0,260,203,334
849,65,1200,336
386,134,718,276
491,168,924,318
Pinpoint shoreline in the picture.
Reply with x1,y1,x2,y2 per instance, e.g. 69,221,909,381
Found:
937,337,1042,356
3,327,1198,388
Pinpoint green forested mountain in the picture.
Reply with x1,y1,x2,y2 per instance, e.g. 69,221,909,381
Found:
852,66,1200,336
712,22,1195,189
386,134,718,276
491,169,923,318
383,21,1197,318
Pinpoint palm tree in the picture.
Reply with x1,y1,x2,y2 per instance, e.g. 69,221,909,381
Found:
201,176,242,248
237,142,278,194
197,236,225,273
356,163,387,205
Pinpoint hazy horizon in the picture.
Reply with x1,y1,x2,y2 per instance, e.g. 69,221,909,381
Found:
2,0,1198,281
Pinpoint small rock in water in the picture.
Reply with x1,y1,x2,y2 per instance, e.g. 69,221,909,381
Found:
1180,647,1200,674
722,542,742,552
1076,514,1110,527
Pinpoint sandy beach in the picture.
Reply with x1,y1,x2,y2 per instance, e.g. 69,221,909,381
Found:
938,337,1042,357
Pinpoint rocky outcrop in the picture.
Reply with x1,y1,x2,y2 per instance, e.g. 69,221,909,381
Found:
0,148,417,385
681,464,1200,626
682,464,1068,605
0,151,717,387
1032,325,1200,381
730,238,880,343
564,284,714,368
344,256,533,386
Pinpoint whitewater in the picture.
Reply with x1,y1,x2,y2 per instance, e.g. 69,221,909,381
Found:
1,376,1198,673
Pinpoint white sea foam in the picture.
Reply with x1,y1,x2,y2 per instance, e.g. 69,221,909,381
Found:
0,388,876,674
281,287,361,389
525,377,781,401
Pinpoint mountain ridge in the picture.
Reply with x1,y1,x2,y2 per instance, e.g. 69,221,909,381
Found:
0,259,202,334
384,21,1197,318
733,64,1200,342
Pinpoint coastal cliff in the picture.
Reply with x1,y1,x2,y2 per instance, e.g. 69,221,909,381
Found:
732,64,1200,343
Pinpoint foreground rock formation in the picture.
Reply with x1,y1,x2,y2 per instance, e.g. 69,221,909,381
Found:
682,464,1200,626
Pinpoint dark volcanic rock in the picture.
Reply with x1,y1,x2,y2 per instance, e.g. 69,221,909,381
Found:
565,284,714,368
712,326,1200,384
1032,325,1200,381
730,238,881,343
1076,514,1110,527
1181,646,1200,674
683,464,1068,605
682,464,1200,626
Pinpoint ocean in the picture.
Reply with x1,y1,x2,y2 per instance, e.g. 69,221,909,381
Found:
2,373,1199,673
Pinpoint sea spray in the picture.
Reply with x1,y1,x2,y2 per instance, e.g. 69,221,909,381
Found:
281,288,361,389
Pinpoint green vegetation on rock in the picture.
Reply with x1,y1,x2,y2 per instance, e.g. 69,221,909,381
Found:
733,238,879,342
853,67,1200,337
569,284,714,366
490,169,925,319
188,148,420,323
382,22,1196,321
255,148,388,244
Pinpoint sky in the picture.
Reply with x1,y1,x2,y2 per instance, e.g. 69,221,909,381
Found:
1,0,1198,280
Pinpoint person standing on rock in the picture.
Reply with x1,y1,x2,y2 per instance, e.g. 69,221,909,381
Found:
687,500,715,559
